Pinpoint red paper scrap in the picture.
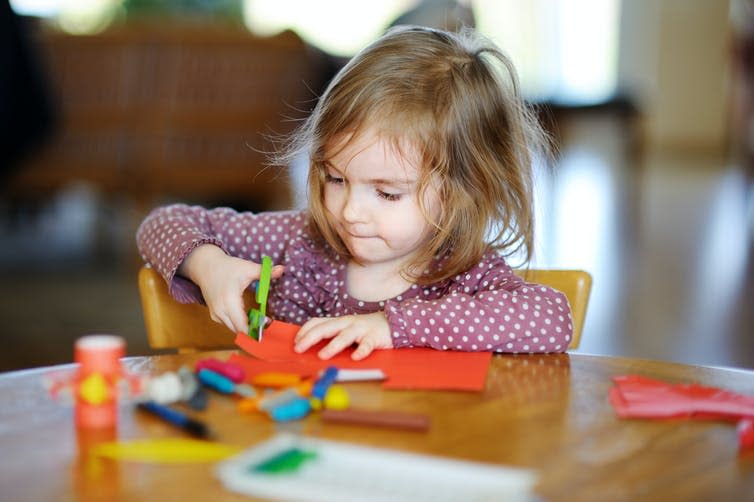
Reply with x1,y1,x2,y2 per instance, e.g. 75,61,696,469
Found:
738,419,754,450
233,320,491,392
608,374,754,420
608,374,754,451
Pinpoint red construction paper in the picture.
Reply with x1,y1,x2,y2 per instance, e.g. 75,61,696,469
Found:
232,320,492,391
608,374,754,420
608,374,754,451
738,419,754,450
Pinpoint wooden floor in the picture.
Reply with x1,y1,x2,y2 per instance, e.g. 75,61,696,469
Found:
1,114,752,372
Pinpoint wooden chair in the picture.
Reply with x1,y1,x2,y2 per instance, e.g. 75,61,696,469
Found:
138,266,249,353
513,269,592,349
138,266,591,352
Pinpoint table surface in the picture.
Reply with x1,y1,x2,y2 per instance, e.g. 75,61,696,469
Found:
0,351,752,501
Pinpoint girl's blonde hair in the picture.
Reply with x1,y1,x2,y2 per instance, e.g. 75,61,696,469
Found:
277,25,549,284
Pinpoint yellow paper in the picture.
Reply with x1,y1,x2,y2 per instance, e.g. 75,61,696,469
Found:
93,438,240,463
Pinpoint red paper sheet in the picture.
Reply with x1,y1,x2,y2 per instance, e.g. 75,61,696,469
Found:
608,374,754,420
232,320,492,391
608,374,754,450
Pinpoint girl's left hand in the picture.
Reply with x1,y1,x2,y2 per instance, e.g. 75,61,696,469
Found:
293,312,393,360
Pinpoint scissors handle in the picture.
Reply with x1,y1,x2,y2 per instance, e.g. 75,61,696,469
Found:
248,256,273,341
256,255,272,317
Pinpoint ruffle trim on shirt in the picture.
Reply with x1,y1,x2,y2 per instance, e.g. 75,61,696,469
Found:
169,275,206,305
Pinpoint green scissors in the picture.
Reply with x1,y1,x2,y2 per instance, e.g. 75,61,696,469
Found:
248,255,272,341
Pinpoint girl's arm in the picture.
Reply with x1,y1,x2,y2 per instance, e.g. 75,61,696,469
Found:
136,204,300,334
136,203,301,305
384,256,573,353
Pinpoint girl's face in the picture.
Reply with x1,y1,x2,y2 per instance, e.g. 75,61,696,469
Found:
323,129,440,273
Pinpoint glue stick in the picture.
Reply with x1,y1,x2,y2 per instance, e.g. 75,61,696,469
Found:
74,335,125,429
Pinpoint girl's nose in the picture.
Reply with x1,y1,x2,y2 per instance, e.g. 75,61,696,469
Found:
342,190,364,223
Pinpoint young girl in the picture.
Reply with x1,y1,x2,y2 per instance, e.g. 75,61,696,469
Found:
137,25,573,360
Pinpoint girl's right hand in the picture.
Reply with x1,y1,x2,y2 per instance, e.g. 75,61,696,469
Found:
178,244,284,335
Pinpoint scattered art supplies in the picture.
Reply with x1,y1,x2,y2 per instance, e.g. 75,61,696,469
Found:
233,320,492,391
216,433,536,502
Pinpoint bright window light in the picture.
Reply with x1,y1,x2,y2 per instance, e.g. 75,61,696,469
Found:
11,0,121,34
243,0,415,57
475,0,621,104
12,0,621,103
10,0,61,17
555,0,620,103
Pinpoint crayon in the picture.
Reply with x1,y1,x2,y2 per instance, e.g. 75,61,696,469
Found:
268,397,312,422
195,358,245,383
320,408,431,432
251,372,302,388
197,368,236,394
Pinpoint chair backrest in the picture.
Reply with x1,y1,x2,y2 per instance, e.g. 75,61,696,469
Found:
139,266,591,352
138,266,250,353
513,269,592,349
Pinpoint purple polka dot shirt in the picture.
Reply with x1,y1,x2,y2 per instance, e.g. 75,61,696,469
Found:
136,204,573,353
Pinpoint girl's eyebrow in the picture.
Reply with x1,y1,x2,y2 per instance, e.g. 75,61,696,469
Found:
324,163,416,188
370,177,415,188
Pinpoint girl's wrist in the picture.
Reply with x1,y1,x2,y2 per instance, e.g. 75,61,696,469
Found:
179,244,226,284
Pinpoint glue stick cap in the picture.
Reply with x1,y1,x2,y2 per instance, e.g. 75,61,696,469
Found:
75,335,125,372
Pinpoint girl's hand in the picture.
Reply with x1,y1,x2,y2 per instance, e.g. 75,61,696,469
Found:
179,244,284,335
293,312,393,360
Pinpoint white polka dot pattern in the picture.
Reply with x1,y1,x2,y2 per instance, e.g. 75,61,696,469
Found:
136,204,573,354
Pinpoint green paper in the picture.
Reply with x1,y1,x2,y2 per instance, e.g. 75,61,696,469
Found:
251,447,317,474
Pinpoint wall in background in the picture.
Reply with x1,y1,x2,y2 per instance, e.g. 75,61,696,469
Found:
619,0,730,153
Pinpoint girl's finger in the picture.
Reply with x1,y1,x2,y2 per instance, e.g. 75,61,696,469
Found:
318,328,360,360
350,339,375,361
229,307,249,335
294,318,343,353
270,265,285,278
225,294,250,335
294,317,335,344
212,310,235,334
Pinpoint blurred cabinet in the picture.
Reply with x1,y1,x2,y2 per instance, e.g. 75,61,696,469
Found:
6,22,331,210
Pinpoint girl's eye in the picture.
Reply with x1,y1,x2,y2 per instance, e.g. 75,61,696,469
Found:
377,190,401,201
325,173,343,185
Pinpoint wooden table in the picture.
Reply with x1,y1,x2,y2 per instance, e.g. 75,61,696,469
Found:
1,352,752,501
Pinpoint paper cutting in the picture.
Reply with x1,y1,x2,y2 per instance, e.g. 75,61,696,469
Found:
233,320,492,391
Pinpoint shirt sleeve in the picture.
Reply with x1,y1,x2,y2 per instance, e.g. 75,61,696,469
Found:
135,203,303,303
383,255,573,353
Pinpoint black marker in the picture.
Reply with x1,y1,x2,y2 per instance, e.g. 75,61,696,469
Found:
137,400,211,438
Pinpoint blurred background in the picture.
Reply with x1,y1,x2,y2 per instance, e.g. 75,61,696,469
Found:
1,0,752,372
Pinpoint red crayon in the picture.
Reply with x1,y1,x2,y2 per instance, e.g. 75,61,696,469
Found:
195,358,245,383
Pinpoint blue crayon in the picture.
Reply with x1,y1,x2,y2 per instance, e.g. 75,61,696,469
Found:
269,397,311,422
198,368,236,394
311,366,339,401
